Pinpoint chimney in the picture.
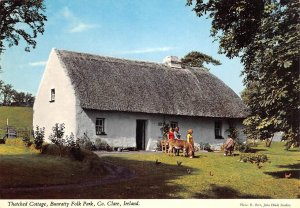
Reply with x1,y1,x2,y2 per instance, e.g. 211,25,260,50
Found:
163,56,181,68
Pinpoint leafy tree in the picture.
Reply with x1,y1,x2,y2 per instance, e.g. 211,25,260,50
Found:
12,91,25,105
0,80,35,106
0,83,14,105
0,80,3,101
24,92,35,106
181,51,221,69
0,0,47,54
187,0,300,148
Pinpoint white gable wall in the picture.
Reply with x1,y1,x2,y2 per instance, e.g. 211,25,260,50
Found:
33,49,78,141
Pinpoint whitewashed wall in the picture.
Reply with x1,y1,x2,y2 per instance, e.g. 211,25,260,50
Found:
76,109,245,151
33,49,78,141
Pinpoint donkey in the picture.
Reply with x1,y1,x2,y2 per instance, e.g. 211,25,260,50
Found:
167,139,194,158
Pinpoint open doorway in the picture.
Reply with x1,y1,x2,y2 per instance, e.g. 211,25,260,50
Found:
136,120,146,150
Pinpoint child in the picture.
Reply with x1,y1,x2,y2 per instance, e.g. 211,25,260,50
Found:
224,135,234,156
186,129,195,158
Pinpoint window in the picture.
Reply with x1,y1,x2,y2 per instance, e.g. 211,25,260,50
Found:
170,121,178,129
96,118,106,135
215,121,223,139
50,88,55,102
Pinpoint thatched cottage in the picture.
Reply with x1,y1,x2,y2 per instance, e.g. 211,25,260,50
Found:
33,49,247,150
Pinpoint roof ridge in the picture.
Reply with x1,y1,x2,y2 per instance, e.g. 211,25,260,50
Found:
56,48,169,67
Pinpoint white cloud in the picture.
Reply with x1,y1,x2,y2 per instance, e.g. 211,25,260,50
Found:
62,7,74,19
118,47,176,54
70,23,100,33
29,61,47,67
61,7,100,33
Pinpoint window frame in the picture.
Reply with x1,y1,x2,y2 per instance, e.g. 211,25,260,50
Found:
215,121,223,139
170,121,178,129
96,118,107,135
50,88,55,102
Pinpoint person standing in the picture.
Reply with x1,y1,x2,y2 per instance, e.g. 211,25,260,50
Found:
174,127,181,156
186,129,195,158
167,127,175,140
224,135,235,156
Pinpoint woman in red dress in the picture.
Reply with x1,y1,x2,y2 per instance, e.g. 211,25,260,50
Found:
167,128,175,140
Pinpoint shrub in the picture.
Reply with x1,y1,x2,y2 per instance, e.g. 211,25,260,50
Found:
33,126,45,151
240,153,268,165
199,142,212,151
77,136,96,151
49,123,66,157
94,138,111,151
66,133,84,161
22,132,32,147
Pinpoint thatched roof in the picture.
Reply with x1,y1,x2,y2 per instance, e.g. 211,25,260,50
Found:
56,49,247,118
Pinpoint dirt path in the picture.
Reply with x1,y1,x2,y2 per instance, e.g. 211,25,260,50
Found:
0,160,136,194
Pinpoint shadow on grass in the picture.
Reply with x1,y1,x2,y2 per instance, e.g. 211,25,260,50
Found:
264,170,300,180
192,184,271,199
277,163,300,170
264,162,300,180
0,153,201,199
250,148,268,153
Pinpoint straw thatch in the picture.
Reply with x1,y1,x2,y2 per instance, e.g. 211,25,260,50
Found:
56,49,247,118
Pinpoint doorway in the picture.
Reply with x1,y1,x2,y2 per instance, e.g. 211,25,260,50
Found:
136,120,146,150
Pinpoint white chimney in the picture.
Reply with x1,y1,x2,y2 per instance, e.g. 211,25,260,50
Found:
163,56,181,68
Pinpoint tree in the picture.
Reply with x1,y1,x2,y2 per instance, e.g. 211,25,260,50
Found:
181,51,221,69
0,80,3,100
187,0,300,148
12,91,25,105
0,83,14,105
0,0,47,55
24,92,34,106
0,80,35,106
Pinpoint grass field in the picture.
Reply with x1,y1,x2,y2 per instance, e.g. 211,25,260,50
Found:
0,106,33,129
0,141,299,199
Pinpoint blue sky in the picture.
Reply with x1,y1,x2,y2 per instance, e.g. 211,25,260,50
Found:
0,0,244,95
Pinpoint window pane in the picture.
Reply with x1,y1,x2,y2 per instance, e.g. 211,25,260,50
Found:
95,118,105,135
215,121,222,138
50,89,55,101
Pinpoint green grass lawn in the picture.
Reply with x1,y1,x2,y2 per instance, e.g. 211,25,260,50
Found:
0,106,33,138
0,106,33,129
0,141,299,199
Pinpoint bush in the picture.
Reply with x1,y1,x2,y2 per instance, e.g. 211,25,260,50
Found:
66,133,84,161
22,133,32,147
49,123,66,156
33,126,45,151
77,136,96,151
94,138,111,151
0,138,5,144
199,142,212,151
240,153,268,165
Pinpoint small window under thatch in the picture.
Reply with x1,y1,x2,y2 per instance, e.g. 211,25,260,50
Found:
50,88,55,102
215,121,223,139
170,121,178,129
96,118,106,135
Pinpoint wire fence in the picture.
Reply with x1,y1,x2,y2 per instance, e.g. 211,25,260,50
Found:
0,126,33,139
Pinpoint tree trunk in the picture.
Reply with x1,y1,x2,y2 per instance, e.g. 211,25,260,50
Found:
265,136,274,147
